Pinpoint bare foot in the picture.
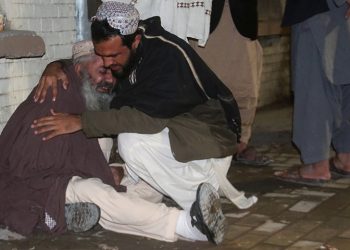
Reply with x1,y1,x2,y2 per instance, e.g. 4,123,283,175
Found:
335,152,350,171
275,159,331,180
235,142,272,166
237,142,248,155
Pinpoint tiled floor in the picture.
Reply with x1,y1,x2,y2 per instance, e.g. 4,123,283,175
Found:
1,103,349,250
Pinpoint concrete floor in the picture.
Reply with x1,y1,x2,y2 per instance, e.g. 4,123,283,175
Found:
1,103,350,250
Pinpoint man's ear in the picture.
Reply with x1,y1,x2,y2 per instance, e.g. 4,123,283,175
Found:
74,63,82,76
132,34,142,50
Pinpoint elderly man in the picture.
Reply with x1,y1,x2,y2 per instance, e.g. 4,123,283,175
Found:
0,40,117,236
1,40,226,244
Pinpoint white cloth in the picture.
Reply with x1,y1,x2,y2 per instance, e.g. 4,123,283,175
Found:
121,169,164,203
65,175,180,242
98,138,113,161
104,0,212,46
118,128,257,210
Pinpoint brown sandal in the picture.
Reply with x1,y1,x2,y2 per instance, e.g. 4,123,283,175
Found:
234,146,273,166
274,167,330,187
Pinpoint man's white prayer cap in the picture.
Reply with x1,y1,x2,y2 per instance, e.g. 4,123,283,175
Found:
92,1,140,35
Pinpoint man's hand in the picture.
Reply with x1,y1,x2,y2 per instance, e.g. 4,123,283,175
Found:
31,109,82,140
34,61,69,103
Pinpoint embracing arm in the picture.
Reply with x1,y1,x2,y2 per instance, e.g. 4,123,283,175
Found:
31,109,82,140
82,107,168,137
32,107,168,140
34,59,72,103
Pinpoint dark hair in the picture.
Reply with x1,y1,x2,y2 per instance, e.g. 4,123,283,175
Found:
91,19,141,49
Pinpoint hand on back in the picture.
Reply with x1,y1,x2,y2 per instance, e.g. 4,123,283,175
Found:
34,61,69,103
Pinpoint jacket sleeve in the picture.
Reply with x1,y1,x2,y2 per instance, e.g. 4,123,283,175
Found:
81,106,168,138
185,45,242,141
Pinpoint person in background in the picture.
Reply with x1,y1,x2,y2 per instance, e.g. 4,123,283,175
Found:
191,0,271,166
275,0,350,185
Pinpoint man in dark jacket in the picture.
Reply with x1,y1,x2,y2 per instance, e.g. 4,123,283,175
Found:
32,1,257,220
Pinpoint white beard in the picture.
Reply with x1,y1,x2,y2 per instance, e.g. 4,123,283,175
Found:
81,72,114,111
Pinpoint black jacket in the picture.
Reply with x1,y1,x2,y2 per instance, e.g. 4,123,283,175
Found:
210,0,258,40
282,0,329,26
110,17,241,140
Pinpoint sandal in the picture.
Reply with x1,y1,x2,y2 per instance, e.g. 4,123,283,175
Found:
234,146,273,166
274,167,330,187
329,158,350,179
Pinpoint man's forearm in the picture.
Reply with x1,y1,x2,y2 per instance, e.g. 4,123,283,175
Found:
82,107,168,138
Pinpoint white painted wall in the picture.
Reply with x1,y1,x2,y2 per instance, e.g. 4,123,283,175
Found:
0,0,76,132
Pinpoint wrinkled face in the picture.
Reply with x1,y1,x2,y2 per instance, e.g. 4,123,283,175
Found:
77,55,117,111
93,35,140,78
85,55,116,93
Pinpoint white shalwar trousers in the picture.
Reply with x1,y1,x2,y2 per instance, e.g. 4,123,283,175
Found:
65,175,180,242
118,128,257,210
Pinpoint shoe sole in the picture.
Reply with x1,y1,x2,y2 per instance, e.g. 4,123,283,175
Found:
198,183,225,244
65,203,100,232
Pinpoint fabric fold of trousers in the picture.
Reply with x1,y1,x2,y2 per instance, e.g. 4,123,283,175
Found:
118,128,257,210
66,176,180,242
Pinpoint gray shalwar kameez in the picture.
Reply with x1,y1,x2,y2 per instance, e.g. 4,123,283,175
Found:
291,0,350,163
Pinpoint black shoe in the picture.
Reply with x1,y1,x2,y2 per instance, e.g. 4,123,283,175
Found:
190,183,225,244
64,203,100,232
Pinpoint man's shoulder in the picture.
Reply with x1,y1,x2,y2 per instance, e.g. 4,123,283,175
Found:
141,16,190,49
140,35,185,66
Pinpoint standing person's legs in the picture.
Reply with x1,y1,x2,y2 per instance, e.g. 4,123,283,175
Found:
118,128,221,210
276,22,341,181
229,38,267,165
332,84,350,171
291,23,336,166
190,2,266,165
228,31,262,148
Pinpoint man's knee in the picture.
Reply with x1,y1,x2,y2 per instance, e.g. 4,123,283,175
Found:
69,177,104,193
118,133,147,163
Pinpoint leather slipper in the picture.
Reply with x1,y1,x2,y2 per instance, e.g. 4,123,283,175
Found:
234,146,273,167
274,168,329,187
329,159,350,178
